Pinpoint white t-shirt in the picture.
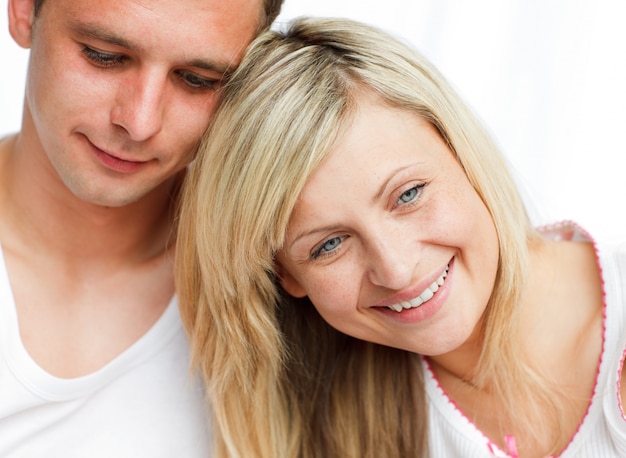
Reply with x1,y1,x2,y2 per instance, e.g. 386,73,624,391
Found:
424,222,626,457
0,246,212,457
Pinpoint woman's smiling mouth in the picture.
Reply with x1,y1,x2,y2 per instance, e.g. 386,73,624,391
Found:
387,265,449,312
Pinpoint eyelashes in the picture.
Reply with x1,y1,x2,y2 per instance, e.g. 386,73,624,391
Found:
396,183,423,206
311,235,347,260
80,46,219,92
81,46,127,67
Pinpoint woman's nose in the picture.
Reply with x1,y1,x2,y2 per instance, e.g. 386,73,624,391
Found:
366,233,415,291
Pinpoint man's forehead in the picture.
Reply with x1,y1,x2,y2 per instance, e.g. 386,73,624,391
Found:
58,0,262,70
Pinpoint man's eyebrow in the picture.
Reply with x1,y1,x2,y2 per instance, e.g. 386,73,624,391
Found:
68,20,233,75
187,58,234,77
69,20,134,50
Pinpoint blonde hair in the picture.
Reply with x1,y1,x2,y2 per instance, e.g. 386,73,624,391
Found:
177,17,557,457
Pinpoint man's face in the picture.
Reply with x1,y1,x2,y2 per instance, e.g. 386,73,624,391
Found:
19,0,261,207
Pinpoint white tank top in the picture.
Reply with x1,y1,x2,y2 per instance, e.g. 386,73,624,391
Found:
423,222,626,457
0,244,212,457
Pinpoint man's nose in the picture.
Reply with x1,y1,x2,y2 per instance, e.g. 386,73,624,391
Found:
110,71,165,142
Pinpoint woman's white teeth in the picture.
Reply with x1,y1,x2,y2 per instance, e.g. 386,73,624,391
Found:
388,265,448,312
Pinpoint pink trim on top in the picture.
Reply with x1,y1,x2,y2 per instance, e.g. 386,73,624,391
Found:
425,221,607,457
424,358,512,457
533,221,607,455
618,349,626,421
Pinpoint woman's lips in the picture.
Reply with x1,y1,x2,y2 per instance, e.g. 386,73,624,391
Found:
386,264,449,312
374,257,454,324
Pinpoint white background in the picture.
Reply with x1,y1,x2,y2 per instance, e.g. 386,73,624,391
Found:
2,1,625,239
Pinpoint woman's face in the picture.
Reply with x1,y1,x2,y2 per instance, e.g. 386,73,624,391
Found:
276,92,500,356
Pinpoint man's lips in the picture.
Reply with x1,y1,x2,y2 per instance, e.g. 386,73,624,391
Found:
90,141,149,174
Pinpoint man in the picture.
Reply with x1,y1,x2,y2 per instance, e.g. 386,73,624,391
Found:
0,0,283,455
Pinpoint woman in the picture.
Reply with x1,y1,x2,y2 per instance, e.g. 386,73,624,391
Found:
176,17,626,458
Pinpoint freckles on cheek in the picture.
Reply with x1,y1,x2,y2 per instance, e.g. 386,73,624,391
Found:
435,180,488,234
310,276,354,316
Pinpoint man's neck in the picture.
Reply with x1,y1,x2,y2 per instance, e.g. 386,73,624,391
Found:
0,132,179,265
0,133,179,377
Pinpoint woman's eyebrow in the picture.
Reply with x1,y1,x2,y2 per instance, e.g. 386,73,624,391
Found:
372,163,421,203
288,224,343,250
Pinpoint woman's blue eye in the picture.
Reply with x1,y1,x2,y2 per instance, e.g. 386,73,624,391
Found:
397,186,419,205
312,236,343,259
322,238,341,251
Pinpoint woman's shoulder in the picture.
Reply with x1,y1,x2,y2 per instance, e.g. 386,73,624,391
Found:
533,221,621,319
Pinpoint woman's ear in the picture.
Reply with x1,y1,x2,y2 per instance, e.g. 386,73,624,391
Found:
275,262,307,298
8,0,36,49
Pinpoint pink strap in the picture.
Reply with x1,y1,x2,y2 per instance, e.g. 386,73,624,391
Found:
504,435,519,457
